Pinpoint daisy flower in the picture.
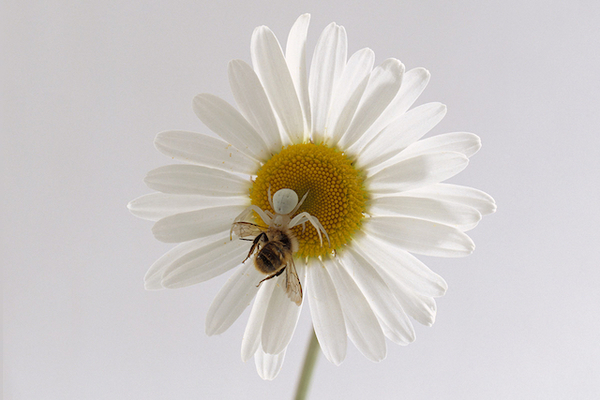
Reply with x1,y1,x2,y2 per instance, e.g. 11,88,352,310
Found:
128,14,496,380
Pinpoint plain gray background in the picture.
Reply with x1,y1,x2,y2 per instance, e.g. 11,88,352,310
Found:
3,0,599,399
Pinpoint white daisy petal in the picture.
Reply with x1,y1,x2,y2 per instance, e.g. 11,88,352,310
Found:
130,15,496,378
255,347,286,381
365,216,475,257
192,93,270,161
400,183,497,216
361,67,431,142
228,60,282,153
154,130,259,174
144,237,216,290
354,234,447,298
369,196,482,231
305,258,347,365
261,263,305,354
357,102,447,170
355,238,439,326
128,193,248,221
366,152,469,194
327,48,375,145
285,13,311,128
379,321,411,346
241,278,278,362
152,205,245,243
205,263,263,336
339,58,405,150
251,26,304,143
341,248,415,345
328,258,386,362
309,22,347,144
378,267,438,326
144,164,251,196
396,132,482,162
160,237,247,288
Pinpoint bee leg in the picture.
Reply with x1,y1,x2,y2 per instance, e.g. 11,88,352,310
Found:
256,267,287,287
243,232,268,263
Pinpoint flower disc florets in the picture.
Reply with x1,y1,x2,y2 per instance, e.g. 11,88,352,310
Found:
250,143,368,258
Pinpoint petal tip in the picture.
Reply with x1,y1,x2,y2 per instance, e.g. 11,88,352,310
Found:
361,47,375,57
470,134,483,156
160,277,178,288
153,131,164,146
467,242,476,254
252,25,272,39
205,325,216,337
439,280,449,295
330,356,345,366
151,224,172,243
488,197,498,214
407,329,416,343
144,280,164,291
227,59,244,71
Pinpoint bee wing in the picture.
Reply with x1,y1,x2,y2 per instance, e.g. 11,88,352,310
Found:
284,259,303,306
231,222,266,239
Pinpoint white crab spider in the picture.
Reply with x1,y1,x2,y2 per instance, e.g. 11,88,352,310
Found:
230,188,330,247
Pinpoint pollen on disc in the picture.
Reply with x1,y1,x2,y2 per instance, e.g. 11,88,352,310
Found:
250,143,368,258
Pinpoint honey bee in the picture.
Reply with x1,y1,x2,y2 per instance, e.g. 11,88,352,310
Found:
230,188,330,306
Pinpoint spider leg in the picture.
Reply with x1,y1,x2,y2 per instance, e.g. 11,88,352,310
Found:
290,212,330,247
310,216,331,248
249,205,272,226
267,185,275,211
290,190,309,215
232,206,253,224
230,205,272,239
300,213,323,246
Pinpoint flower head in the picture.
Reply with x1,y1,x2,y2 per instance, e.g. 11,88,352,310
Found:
129,14,496,380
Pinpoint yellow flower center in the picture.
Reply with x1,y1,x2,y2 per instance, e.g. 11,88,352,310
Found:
250,143,368,258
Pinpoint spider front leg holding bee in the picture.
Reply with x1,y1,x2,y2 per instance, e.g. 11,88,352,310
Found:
230,188,330,306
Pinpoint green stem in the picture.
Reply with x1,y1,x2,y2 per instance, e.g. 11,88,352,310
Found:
294,327,320,400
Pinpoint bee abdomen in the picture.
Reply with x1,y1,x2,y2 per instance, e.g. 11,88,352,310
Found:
256,242,286,274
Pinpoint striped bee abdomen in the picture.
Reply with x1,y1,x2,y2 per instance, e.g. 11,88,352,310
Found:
255,241,288,274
